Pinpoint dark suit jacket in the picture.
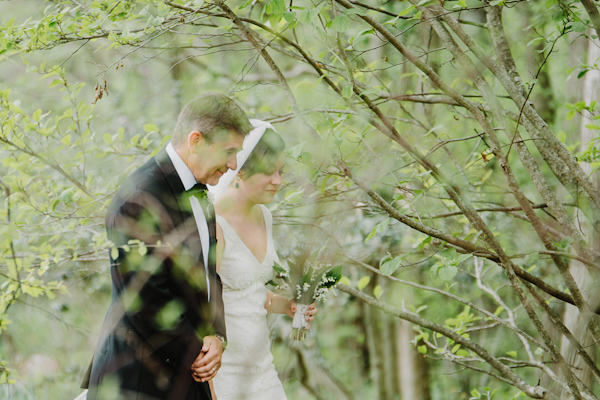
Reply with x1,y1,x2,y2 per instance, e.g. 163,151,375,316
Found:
85,149,226,400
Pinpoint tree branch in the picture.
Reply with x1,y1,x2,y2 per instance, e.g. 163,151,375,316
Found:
338,284,547,398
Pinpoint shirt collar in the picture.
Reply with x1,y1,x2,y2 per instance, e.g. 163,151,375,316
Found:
166,142,197,191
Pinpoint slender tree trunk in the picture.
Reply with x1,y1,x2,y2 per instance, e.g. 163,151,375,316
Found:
522,7,556,124
380,280,398,400
397,319,431,400
560,33,600,400
364,280,384,399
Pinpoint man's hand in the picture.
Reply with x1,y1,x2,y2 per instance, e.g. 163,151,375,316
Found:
191,335,223,383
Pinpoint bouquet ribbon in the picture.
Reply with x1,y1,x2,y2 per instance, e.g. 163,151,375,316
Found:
292,303,310,329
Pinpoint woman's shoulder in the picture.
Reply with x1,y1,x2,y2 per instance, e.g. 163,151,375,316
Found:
257,204,274,225
257,203,271,215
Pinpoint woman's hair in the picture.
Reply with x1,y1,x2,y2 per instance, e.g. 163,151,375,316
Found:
240,129,285,178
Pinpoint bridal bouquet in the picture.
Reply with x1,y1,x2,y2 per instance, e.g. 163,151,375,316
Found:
273,253,342,341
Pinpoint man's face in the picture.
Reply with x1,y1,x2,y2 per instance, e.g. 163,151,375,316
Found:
189,130,245,185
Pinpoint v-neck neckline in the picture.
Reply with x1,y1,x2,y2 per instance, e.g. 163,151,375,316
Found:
219,205,270,265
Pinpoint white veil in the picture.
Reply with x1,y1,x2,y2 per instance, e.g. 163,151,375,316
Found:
207,119,276,201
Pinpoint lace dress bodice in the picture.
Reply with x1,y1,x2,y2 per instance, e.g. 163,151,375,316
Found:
212,205,287,400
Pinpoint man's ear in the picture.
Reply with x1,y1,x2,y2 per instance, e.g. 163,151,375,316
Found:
187,130,205,150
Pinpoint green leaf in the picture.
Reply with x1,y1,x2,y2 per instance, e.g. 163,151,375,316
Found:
23,285,44,298
572,21,587,33
283,12,296,23
578,69,590,79
111,247,119,260
535,347,544,356
321,265,343,288
330,15,350,32
273,261,287,275
558,236,574,248
239,0,255,9
380,256,402,276
438,264,458,281
298,9,312,25
506,350,518,358
342,85,353,99
61,134,72,146
33,108,42,122
455,253,472,264
357,276,370,290
143,123,158,132
138,242,147,256
373,285,383,299
51,198,59,212
48,79,64,88
398,5,416,17
418,345,427,354
266,0,286,16
339,276,351,286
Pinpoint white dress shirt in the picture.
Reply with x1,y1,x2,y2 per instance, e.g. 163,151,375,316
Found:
165,143,211,301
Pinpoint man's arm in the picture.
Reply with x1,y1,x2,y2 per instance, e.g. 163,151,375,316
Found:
107,191,205,355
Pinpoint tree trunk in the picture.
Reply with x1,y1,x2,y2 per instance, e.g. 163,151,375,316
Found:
380,280,398,400
397,319,431,400
364,297,384,400
560,32,600,400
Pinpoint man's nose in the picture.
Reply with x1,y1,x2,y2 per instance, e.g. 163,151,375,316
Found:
227,156,238,171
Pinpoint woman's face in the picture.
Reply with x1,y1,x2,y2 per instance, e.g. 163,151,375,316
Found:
240,157,284,204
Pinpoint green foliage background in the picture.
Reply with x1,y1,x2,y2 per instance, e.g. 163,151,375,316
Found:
1,0,599,399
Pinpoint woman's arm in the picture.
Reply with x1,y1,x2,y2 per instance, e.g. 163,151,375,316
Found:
264,291,319,322
216,222,224,274
264,290,295,317
209,379,217,400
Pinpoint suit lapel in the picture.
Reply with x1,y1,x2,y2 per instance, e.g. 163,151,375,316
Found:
155,148,216,297
155,149,188,221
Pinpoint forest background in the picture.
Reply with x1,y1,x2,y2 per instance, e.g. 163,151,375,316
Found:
1,0,600,399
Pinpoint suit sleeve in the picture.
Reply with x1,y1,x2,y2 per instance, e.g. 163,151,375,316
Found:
106,191,211,356
212,272,227,339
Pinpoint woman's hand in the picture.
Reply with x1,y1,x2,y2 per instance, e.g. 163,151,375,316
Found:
287,299,319,328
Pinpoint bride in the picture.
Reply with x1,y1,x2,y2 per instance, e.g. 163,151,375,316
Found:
205,121,318,399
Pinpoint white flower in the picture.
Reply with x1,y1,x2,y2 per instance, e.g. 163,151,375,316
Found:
207,191,215,204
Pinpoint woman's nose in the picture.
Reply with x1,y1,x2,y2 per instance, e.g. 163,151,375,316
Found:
272,172,282,185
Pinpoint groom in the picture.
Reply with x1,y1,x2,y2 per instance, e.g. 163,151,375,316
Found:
85,93,251,400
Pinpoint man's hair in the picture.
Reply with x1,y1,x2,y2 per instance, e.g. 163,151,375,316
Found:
172,93,252,146
241,129,285,178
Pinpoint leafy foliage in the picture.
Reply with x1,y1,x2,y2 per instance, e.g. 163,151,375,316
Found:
1,0,600,398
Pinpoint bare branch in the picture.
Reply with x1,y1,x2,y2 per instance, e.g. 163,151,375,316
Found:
338,284,548,398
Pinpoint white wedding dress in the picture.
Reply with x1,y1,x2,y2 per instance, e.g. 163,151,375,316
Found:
212,205,287,400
